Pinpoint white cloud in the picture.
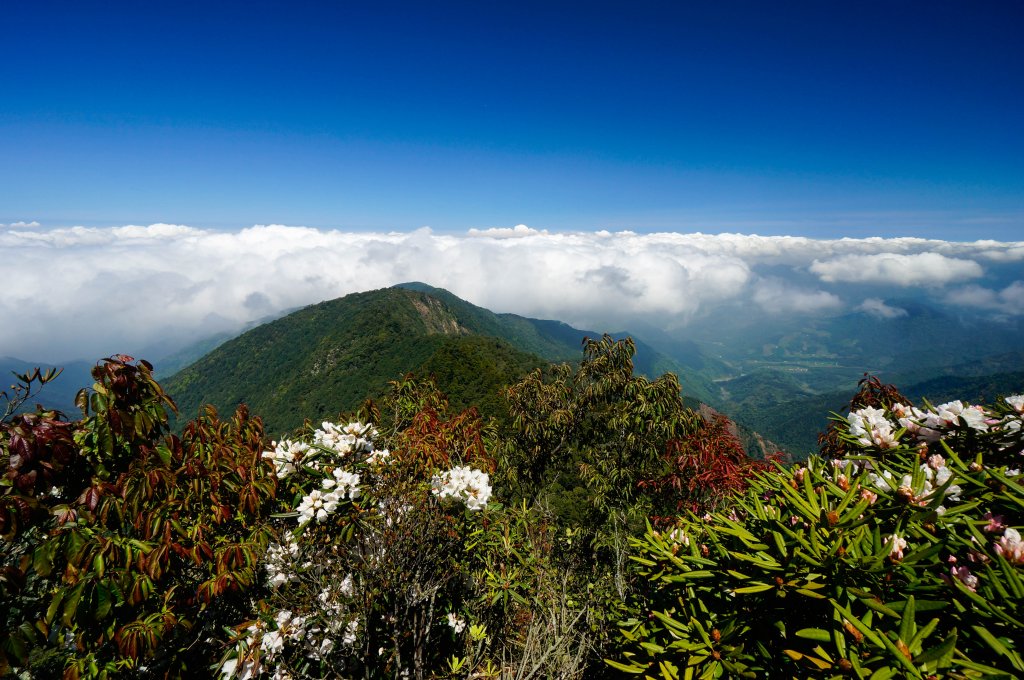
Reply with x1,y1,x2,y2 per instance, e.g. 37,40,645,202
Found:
0,224,1021,363
1,220,41,229
977,245,1024,262
752,278,842,314
466,224,548,238
857,298,908,319
809,252,984,286
947,281,1024,314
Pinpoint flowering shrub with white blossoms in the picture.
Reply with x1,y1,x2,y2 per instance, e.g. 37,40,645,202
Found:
220,414,530,680
616,390,1024,678
431,465,493,511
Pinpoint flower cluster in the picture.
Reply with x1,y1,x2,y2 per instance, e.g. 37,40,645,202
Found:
446,612,467,634
847,395,1024,452
431,466,492,511
995,528,1024,564
313,421,377,457
222,601,359,680
827,394,1024,604
227,415,503,678
265,533,302,589
862,454,962,514
262,439,310,479
288,422,381,526
322,468,361,500
847,406,899,449
296,489,341,524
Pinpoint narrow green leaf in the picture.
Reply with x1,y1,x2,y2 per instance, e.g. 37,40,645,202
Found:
913,631,957,666
899,596,916,643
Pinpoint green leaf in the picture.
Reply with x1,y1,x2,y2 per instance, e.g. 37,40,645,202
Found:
970,625,1024,670
45,590,66,625
604,658,647,674
796,588,827,599
32,538,58,577
860,596,900,619
795,628,832,642
62,582,86,627
899,596,917,643
95,584,113,621
733,583,773,594
913,631,957,667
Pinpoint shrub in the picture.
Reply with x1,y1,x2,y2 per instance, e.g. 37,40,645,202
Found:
613,391,1024,678
221,379,605,680
2,357,277,678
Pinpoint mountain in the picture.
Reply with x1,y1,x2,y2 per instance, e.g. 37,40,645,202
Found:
662,300,1024,458
730,367,1024,457
164,285,718,436
395,283,718,403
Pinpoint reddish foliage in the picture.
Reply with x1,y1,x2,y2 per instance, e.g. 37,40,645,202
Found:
398,405,494,475
642,413,775,521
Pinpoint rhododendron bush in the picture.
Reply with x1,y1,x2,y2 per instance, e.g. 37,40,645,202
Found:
221,415,503,679
613,388,1024,678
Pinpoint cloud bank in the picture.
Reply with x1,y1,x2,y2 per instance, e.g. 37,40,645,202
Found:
1,224,1021,363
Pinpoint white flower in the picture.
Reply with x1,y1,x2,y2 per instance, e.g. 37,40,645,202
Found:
933,400,966,427
262,439,310,478
931,466,962,501
431,466,492,511
315,636,334,659
847,406,899,449
341,619,359,646
366,447,392,465
893,403,941,442
995,528,1024,564
1005,395,1024,413
220,657,257,680
261,630,285,660
314,421,377,457
265,534,301,588
297,489,341,524
888,534,908,560
446,612,467,634
866,470,896,491
959,405,990,432
322,469,361,500
668,527,689,546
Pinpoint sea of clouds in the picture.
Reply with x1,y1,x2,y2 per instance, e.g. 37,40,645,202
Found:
2,222,1022,363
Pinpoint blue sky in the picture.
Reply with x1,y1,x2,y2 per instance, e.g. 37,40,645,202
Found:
2,0,1023,238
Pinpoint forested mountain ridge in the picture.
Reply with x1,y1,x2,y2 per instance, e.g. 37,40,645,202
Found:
395,282,718,402
163,285,720,437
165,287,532,434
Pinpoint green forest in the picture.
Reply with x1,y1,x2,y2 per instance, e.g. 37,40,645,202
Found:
3,333,1024,679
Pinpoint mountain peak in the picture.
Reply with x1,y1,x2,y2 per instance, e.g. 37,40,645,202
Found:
407,292,470,336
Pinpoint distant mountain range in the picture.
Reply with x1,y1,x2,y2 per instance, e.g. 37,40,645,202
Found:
690,301,1023,453
7,285,1020,460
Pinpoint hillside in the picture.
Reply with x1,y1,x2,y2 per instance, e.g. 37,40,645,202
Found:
165,288,551,434
670,301,1024,458
396,282,718,403
730,368,1024,456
